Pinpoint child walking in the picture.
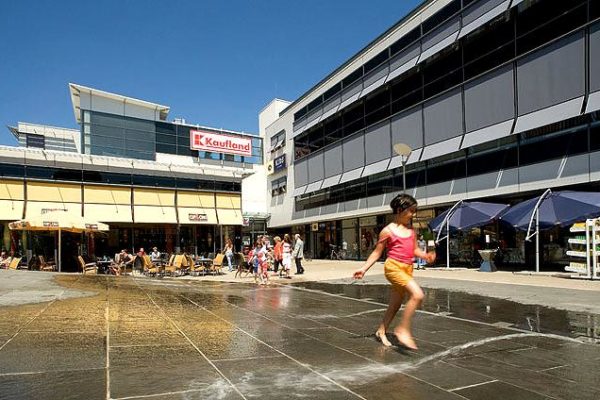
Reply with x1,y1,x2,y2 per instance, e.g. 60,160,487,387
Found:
353,194,435,350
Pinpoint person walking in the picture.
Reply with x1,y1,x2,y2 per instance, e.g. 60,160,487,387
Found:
416,235,427,270
292,234,304,275
272,236,283,276
281,234,293,279
224,238,234,272
353,194,435,350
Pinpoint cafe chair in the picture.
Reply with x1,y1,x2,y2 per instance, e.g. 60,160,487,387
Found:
8,257,22,270
190,260,207,276
209,253,225,275
181,254,194,275
38,256,56,272
78,256,97,275
143,255,161,277
164,255,184,277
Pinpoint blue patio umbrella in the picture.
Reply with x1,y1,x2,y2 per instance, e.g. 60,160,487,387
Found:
500,189,600,272
430,201,509,233
429,201,509,268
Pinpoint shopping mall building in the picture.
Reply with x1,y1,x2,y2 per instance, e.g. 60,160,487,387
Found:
261,0,600,265
1,84,265,271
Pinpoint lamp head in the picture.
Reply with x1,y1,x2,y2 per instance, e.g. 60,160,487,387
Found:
393,143,412,157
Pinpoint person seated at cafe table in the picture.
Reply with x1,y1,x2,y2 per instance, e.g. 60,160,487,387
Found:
0,251,12,268
150,247,161,263
111,249,133,275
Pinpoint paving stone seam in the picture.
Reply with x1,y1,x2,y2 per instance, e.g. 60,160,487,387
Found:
0,366,106,377
105,277,111,400
447,379,499,392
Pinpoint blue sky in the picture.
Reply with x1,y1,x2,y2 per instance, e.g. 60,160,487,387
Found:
0,0,421,145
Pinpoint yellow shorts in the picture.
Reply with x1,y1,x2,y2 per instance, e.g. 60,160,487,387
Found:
384,258,413,292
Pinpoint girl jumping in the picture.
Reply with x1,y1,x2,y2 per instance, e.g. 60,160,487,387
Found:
353,194,435,350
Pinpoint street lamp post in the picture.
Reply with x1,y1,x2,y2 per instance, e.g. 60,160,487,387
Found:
393,143,412,193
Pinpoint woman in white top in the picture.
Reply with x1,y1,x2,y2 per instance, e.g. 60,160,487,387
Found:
224,238,234,272
281,234,293,279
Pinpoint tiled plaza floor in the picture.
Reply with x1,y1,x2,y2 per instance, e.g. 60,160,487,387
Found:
0,273,598,399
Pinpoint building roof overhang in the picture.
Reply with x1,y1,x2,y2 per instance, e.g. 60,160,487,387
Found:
69,83,170,124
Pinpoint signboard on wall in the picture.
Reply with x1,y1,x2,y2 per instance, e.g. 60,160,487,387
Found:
190,130,252,156
188,213,208,222
273,154,286,172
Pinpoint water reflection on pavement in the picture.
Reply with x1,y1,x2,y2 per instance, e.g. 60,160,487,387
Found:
0,274,598,400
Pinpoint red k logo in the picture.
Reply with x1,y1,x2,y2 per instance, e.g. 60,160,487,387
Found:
193,133,204,147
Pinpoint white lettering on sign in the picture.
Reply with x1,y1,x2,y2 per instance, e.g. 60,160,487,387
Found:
188,213,208,222
190,130,252,156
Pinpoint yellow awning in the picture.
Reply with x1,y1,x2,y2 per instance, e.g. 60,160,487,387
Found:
0,200,24,220
0,180,24,200
26,201,81,219
84,185,131,204
10,210,109,233
177,191,215,208
215,193,241,209
27,182,81,202
133,205,177,223
134,188,175,206
84,204,133,223
217,208,243,225
177,207,217,225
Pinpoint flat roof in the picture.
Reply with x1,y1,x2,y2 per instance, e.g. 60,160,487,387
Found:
69,83,171,124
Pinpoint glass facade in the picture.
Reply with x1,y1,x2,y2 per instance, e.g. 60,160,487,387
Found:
293,0,595,160
82,110,263,164
296,116,599,211
0,163,241,192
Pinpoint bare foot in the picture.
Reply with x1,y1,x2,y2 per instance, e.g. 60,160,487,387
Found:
394,330,418,350
375,331,392,347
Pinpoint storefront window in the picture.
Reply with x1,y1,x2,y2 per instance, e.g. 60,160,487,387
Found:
341,218,359,260
359,216,378,260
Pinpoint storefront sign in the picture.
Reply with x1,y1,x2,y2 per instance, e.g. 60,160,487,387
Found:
359,216,377,227
188,213,208,222
273,154,286,172
190,130,252,156
41,208,67,214
311,222,319,231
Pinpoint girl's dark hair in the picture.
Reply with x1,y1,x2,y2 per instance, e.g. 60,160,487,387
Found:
390,194,417,214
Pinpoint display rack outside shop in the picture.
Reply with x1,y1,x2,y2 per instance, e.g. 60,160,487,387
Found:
565,219,600,280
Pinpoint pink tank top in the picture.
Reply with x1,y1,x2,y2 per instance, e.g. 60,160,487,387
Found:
385,228,414,265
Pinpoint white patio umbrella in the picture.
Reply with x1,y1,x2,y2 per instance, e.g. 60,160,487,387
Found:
9,211,109,272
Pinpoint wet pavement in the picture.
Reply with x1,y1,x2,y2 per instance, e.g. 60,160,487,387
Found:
0,271,599,399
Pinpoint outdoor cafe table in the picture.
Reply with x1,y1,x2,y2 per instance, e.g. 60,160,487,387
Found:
195,257,213,266
96,260,113,274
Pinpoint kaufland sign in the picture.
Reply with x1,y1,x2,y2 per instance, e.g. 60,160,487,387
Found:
190,130,252,156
